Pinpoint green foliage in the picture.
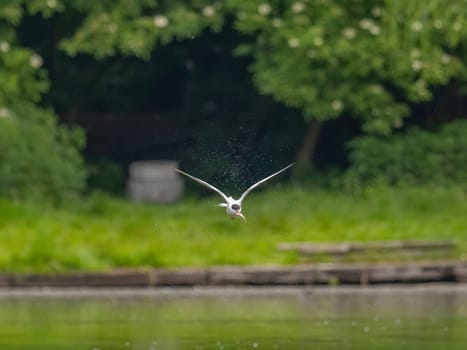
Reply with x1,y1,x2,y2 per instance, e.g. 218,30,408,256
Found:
3,0,467,202
0,34,48,107
0,0,87,201
0,0,64,23
0,104,86,201
86,158,125,195
0,185,466,272
1,0,64,107
346,120,467,186
229,0,466,133
58,0,467,136
61,0,225,59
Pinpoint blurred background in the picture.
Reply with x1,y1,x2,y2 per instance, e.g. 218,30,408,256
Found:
1,0,467,200
0,0,467,272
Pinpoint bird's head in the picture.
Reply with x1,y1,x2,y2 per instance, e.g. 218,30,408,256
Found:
231,203,246,221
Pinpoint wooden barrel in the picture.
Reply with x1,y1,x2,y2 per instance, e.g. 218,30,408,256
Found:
127,160,183,203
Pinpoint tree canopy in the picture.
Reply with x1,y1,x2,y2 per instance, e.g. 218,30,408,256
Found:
58,0,467,164
0,0,86,200
1,0,467,198
59,1,467,128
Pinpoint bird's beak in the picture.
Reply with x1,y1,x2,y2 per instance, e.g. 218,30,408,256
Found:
236,212,246,221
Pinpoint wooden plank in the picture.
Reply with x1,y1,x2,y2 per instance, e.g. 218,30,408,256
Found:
278,240,457,256
0,262,465,287
150,268,207,286
207,266,316,285
454,265,467,282
11,269,150,287
278,243,351,255
349,240,456,251
0,275,12,287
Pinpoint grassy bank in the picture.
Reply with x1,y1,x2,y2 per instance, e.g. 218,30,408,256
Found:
0,185,466,273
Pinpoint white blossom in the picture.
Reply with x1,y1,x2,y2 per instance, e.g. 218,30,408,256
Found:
0,41,10,53
0,107,12,119
359,18,381,35
369,25,381,35
29,54,43,68
411,21,423,32
331,100,344,111
359,18,374,30
292,2,305,13
47,0,57,8
441,54,451,64
313,37,323,46
288,37,300,48
202,6,216,17
153,15,169,28
342,27,356,39
258,3,272,15
371,7,383,17
272,18,283,27
411,60,423,71
433,20,443,29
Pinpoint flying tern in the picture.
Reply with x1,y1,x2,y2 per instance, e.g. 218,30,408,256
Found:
175,163,294,221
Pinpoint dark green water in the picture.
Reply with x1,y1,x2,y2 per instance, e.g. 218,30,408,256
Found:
0,286,467,349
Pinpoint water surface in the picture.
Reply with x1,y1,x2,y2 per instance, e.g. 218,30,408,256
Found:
1,285,466,349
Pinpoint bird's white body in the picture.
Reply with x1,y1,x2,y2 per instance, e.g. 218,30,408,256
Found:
176,163,294,221
217,197,242,219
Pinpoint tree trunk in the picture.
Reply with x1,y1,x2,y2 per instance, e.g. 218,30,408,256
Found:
295,119,323,167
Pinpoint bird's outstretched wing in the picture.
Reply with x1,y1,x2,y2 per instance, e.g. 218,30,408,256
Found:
239,163,294,203
176,169,229,202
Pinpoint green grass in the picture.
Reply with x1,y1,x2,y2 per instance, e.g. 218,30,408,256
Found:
0,185,466,273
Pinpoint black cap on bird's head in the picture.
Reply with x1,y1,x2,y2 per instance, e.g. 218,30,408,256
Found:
231,204,241,211
230,203,245,221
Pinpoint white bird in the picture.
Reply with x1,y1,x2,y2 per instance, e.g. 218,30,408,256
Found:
175,163,294,221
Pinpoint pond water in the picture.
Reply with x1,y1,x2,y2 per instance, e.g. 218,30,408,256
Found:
1,285,467,350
